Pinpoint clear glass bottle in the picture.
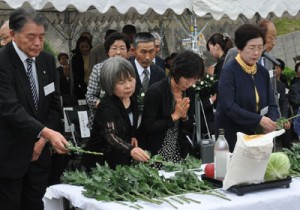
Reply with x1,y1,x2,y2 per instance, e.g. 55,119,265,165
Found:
214,128,229,180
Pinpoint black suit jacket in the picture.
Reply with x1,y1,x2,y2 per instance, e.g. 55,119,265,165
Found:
155,56,166,70
0,42,61,179
130,60,166,96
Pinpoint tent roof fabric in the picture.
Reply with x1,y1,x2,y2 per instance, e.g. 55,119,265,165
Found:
2,0,300,20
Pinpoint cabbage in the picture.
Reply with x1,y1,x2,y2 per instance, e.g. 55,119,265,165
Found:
264,152,290,181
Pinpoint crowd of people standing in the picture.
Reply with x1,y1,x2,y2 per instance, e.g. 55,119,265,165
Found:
1,6,300,210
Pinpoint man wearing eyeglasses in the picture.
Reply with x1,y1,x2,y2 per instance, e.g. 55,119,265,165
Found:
0,20,12,46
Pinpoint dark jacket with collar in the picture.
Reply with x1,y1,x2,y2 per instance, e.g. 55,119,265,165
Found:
0,42,61,179
130,60,166,96
141,77,195,157
82,95,139,169
155,56,166,70
216,59,279,151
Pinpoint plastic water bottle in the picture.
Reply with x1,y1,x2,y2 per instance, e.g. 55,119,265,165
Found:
214,128,229,180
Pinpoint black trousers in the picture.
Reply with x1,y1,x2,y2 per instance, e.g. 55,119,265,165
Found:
0,147,51,210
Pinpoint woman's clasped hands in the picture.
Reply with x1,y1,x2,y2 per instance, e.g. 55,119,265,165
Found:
172,97,190,121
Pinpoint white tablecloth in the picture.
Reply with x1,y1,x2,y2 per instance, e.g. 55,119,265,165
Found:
44,177,300,210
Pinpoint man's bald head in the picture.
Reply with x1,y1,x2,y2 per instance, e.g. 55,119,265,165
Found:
0,20,12,46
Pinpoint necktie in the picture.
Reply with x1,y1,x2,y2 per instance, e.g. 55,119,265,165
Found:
26,58,39,110
142,69,149,92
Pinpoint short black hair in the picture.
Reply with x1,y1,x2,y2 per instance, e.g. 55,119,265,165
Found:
9,7,48,33
57,52,69,61
276,58,285,70
234,24,265,50
104,32,130,54
170,50,204,83
105,29,117,39
133,32,155,48
122,24,137,42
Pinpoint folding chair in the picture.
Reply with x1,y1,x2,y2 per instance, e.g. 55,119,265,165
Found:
64,105,91,170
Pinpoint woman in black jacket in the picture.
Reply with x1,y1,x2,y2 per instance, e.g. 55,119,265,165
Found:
82,57,149,170
141,51,205,162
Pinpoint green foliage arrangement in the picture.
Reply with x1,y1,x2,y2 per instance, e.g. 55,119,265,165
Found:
62,155,228,209
282,66,296,86
283,143,300,177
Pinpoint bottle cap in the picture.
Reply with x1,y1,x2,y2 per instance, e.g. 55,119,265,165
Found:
219,128,225,135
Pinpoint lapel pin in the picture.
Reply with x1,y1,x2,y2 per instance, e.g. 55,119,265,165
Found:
43,71,46,74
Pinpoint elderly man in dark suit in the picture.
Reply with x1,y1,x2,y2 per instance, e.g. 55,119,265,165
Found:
0,7,69,210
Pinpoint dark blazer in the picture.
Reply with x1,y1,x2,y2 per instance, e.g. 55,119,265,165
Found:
215,59,279,151
82,95,138,169
130,60,166,95
155,56,166,70
71,53,87,99
141,77,195,157
59,74,71,95
0,42,61,179
277,80,289,118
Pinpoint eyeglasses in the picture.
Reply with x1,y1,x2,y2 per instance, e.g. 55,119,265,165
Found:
246,45,264,52
109,46,127,52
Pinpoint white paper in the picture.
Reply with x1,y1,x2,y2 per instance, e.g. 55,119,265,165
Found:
260,106,269,116
63,107,73,132
78,111,90,138
78,99,87,105
268,69,274,78
44,82,55,96
223,129,285,190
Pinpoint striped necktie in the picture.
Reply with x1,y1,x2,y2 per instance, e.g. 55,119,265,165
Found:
26,58,39,110
142,69,149,92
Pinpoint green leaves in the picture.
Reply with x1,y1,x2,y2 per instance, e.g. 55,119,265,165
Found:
148,154,202,172
61,156,227,209
67,142,103,156
276,114,300,129
283,143,300,176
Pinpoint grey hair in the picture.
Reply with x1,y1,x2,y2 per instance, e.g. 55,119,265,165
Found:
133,32,155,48
151,32,161,42
9,7,48,33
100,57,136,96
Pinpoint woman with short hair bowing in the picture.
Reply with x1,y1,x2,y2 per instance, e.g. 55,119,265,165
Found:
82,57,150,170
141,51,205,162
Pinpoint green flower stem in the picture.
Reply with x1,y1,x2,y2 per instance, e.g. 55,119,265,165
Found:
67,145,103,156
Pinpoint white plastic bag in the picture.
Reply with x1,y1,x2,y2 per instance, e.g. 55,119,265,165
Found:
223,129,285,190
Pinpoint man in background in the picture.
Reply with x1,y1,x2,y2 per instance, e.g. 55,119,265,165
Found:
122,24,137,58
151,32,165,70
0,20,12,46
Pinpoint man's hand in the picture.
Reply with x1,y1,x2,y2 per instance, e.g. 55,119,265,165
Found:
31,137,47,162
41,127,70,154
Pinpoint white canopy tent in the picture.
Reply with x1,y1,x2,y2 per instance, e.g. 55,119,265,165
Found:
1,0,300,20
0,0,299,54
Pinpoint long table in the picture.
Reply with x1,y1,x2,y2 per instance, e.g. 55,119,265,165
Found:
43,177,300,210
